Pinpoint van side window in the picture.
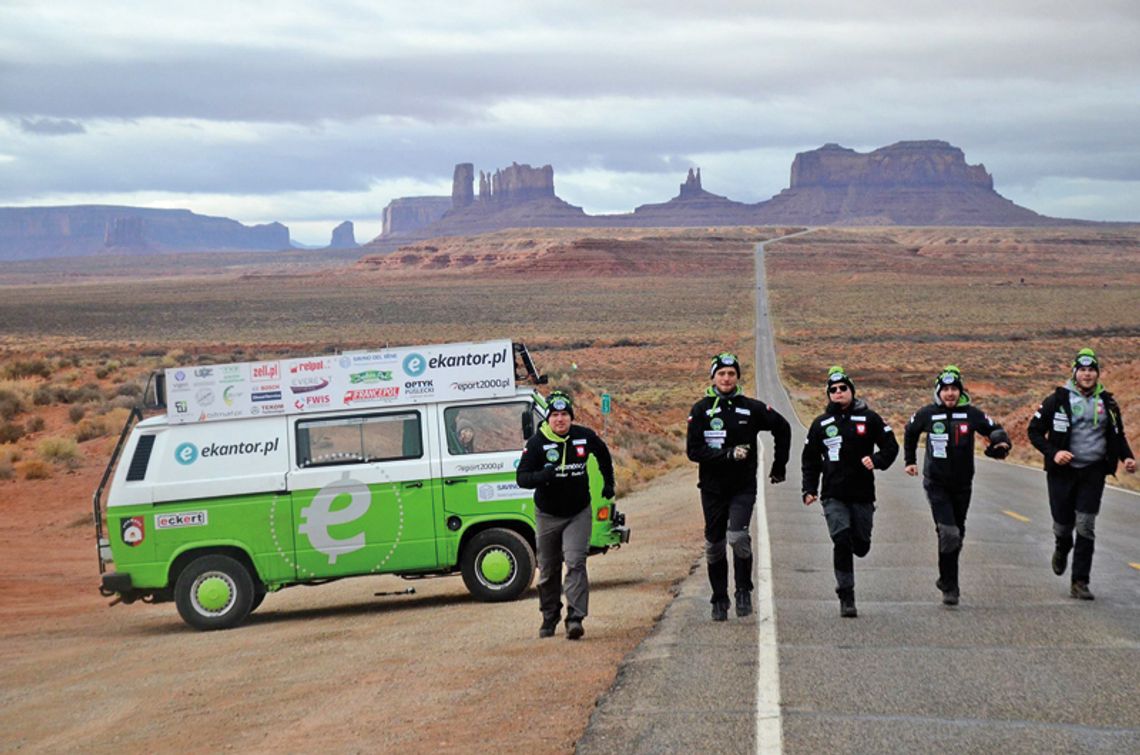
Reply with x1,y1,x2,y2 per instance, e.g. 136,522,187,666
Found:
444,402,531,455
296,411,422,468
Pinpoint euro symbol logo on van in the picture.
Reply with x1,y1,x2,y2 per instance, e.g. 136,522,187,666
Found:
298,473,371,565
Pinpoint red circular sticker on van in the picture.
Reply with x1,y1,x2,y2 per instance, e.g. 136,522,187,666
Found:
121,517,145,547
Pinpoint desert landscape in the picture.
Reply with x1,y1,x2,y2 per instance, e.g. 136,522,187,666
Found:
1,224,1138,751
764,226,1140,486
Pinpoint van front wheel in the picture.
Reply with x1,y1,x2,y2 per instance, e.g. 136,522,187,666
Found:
460,528,535,602
174,554,255,631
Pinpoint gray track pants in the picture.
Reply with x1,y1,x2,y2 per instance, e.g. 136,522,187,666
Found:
536,507,592,623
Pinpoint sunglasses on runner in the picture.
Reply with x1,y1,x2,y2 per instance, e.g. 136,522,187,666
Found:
827,384,849,395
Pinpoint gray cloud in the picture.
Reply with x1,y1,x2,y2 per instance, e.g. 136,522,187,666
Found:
1,0,1137,236
18,117,86,135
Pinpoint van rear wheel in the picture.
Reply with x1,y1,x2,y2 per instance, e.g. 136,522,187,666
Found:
174,554,255,631
460,528,535,602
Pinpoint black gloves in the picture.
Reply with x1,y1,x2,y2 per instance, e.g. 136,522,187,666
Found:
984,444,1010,459
768,466,786,484
539,463,557,483
601,484,615,500
986,429,1012,459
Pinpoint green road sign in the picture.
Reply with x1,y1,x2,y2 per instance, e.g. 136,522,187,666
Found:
601,393,611,414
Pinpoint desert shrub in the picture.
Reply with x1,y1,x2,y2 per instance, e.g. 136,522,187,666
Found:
69,405,87,423
2,359,51,380
0,390,21,421
140,348,167,358
0,380,35,410
21,459,53,480
0,459,12,480
56,355,80,369
99,407,131,432
33,382,101,406
160,350,187,368
26,415,45,433
76,417,109,442
39,436,79,464
0,421,24,444
77,383,104,403
115,382,143,398
108,395,139,411
1,447,22,464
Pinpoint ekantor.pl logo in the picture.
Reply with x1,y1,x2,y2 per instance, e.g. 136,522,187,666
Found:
174,442,199,465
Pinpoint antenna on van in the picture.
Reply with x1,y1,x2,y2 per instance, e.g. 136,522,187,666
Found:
514,342,548,385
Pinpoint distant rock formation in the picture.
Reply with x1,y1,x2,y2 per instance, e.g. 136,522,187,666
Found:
0,206,290,260
381,197,451,236
790,141,992,188
378,162,587,241
488,162,556,203
629,166,756,226
753,141,1049,225
452,163,475,207
328,221,358,249
369,141,1069,246
678,168,704,199
104,216,150,250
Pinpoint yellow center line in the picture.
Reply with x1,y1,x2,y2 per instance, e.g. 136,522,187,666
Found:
1002,510,1031,523
1129,563,1140,572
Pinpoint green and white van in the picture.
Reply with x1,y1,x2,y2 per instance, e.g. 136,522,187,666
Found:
94,340,629,630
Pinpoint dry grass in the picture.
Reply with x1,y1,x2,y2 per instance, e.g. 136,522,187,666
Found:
2,224,1136,493
0,227,770,496
765,225,1140,490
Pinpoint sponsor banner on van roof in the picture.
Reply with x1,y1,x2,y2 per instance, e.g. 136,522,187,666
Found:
166,340,516,424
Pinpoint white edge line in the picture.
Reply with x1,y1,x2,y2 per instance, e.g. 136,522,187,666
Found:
755,445,783,754
755,234,803,755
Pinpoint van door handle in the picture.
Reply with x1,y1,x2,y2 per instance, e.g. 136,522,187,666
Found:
445,478,468,485
403,481,424,489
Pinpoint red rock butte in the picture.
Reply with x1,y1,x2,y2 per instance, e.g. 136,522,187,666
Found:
377,141,1081,243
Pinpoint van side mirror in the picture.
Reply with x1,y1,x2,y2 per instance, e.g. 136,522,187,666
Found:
522,410,534,439
144,371,167,410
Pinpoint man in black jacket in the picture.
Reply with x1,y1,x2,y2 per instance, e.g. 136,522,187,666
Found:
517,390,615,640
687,352,791,621
1028,348,1135,600
904,366,1011,606
802,366,899,617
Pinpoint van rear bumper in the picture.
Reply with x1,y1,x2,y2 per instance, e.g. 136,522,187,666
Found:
100,572,133,595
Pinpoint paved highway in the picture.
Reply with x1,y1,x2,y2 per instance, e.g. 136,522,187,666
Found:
580,233,1140,753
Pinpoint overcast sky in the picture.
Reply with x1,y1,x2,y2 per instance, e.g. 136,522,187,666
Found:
2,0,1138,244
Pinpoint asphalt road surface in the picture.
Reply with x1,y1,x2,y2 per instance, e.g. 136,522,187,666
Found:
579,235,1140,753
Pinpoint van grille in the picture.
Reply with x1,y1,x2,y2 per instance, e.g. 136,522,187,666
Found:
126,435,156,481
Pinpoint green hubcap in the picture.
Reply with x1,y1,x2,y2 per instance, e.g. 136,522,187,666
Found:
479,549,513,584
196,576,233,612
